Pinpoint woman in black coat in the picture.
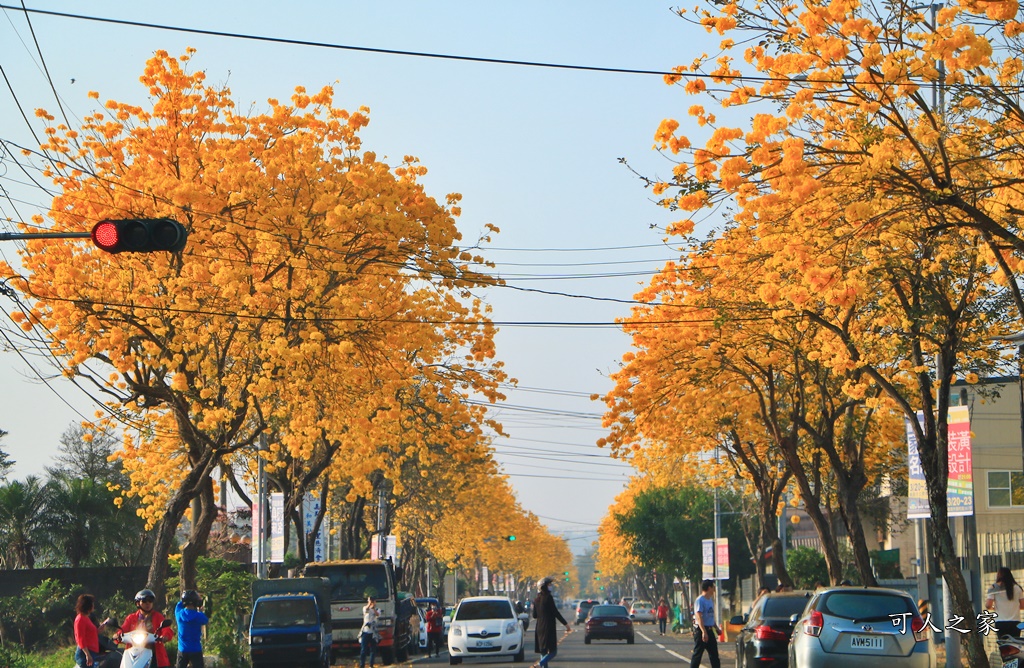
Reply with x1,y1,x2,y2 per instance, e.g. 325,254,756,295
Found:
532,577,571,668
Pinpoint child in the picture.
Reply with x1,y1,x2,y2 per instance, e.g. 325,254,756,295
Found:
175,589,209,668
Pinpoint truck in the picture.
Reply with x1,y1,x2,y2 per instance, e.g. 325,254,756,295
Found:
302,559,416,665
248,577,332,668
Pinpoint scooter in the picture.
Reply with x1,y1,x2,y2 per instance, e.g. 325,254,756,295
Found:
71,618,122,668
115,618,172,668
998,624,1024,667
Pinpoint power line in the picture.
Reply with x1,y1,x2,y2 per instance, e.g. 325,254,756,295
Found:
0,4,987,90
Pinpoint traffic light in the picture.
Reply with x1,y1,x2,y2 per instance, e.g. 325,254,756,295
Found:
506,535,516,541
91,218,188,253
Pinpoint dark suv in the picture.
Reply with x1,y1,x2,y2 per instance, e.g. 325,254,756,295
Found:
576,599,598,623
732,591,812,668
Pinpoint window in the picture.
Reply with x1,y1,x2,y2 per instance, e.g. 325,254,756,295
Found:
988,471,1024,508
456,601,514,621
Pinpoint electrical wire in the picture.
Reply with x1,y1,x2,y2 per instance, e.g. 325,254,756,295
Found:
0,4,994,90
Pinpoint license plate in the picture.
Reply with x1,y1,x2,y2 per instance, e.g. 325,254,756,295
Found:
850,635,884,650
603,622,617,627
476,640,492,647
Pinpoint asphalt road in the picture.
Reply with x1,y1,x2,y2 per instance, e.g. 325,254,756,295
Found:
388,624,738,668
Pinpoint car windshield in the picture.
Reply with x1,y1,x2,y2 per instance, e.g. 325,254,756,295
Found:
303,564,390,602
456,600,514,621
632,601,652,610
252,599,318,627
820,591,914,621
590,605,628,617
763,597,810,618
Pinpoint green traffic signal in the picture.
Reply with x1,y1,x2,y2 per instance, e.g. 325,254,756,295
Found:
506,535,516,541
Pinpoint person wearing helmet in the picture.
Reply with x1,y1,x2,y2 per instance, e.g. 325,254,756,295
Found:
531,577,571,668
118,588,172,668
175,590,209,668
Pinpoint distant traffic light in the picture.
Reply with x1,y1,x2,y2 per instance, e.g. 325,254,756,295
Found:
506,535,516,541
563,571,570,575
91,218,188,253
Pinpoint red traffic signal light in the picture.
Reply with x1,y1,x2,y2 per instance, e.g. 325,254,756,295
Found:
91,218,188,253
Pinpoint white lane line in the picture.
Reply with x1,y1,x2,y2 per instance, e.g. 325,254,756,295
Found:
639,631,654,642
668,650,688,660
656,643,666,649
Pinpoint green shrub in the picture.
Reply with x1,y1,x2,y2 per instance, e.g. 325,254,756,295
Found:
0,579,78,651
0,643,29,668
786,546,829,589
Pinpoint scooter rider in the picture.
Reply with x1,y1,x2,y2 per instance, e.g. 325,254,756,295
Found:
118,589,173,668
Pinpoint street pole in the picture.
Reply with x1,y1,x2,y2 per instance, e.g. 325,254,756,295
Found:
714,446,722,634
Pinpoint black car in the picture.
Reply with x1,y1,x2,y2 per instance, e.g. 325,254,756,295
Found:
732,591,812,668
575,599,598,623
584,604,635,644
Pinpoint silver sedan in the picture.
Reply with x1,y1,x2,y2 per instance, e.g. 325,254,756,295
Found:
789,586,935,668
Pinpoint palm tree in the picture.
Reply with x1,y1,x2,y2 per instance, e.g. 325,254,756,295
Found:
0,476,48,568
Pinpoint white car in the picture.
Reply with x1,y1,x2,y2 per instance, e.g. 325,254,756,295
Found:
629,600,656,624
447,596,526,665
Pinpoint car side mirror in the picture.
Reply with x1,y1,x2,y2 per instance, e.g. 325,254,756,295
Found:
630,614,635,619
729,615,744,625
790,614,800,623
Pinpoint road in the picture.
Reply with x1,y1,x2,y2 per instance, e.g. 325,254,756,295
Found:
335,625,738,668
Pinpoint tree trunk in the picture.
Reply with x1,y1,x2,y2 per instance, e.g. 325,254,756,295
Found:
780,441,843,583
180,477,216,591
835,472,878,586
146,449,216,605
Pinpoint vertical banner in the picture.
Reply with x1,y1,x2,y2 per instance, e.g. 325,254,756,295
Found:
701,539,714,580
302,493,326,562
906,407,975,518
385,534,398,564
250,500,261,563
906,412,930,519
715,538,730,580
947,405,974,517
482,566,490,591
270,492,285,563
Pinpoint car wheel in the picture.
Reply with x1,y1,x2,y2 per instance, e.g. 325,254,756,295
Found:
627,635,635,644
379,646,395,665
584,634,591,644
449,657,462,665
514,647,525,662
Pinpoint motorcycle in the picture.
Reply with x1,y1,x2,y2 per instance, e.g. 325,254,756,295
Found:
114,618,173,668
71,618,123,668
998,631,1024,667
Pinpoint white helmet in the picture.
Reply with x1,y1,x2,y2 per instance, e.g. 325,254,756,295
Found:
538,576,554,591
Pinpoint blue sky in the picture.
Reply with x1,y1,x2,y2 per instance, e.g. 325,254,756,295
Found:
0,1,720,552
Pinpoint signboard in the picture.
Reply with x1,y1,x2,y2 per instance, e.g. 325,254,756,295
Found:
702,539,714,580
481,566,490,590
270,492,285,563
715,537,730,580
906,406,974,519
251,499,262,564
302,493,326,562
385,534,398,564
947,405,974,517
906,413,930,519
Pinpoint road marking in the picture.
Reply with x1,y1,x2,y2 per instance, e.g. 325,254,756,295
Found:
656,643,666,649
668,650,688,660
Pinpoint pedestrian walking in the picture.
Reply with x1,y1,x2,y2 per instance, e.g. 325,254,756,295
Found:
690,579,720,668
359,596,380,668
425,602,444,657
986,566,1024,638
657,597,670,635
532,576,572,668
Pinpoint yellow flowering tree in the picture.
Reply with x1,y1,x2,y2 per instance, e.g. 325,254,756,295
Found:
1,50,504,600
645,0,1024,660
